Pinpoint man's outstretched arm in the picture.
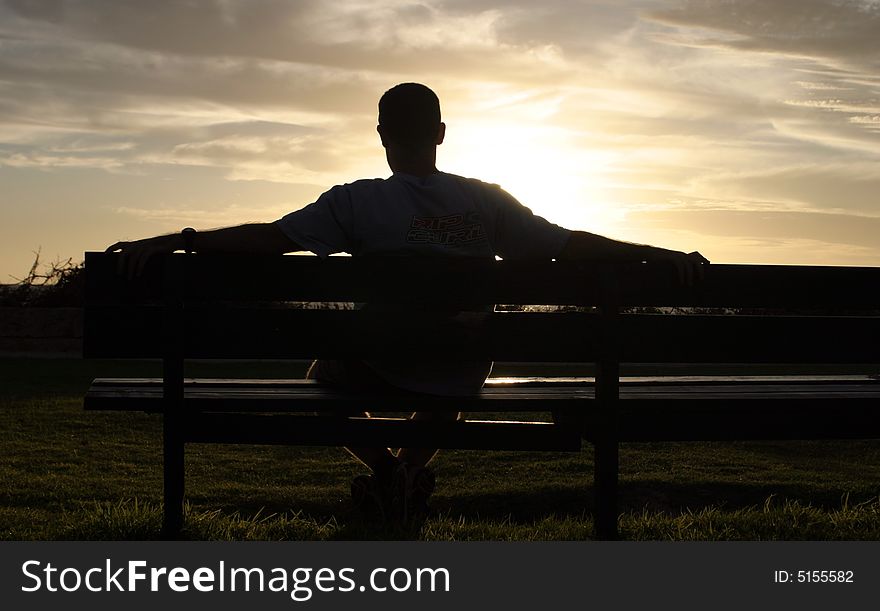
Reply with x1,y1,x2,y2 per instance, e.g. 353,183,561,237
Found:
558,230,709,285
106,222,302,278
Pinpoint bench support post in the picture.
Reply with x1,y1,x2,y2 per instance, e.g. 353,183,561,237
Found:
162,429,185,535
594,358,620,540
161,256,186,538
594,274,620,540
162,356,185,538
162,360,184,539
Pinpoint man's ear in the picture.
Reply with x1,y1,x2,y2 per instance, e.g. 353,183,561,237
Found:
436,122,446,145
377,124,388,148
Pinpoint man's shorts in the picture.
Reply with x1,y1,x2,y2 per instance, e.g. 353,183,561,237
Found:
306,359,402,391
306,359,410,417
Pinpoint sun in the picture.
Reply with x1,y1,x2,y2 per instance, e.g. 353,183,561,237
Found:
439,120,619,236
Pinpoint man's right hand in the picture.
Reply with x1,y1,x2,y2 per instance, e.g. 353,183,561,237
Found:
558,230,708,285
105,233,183,280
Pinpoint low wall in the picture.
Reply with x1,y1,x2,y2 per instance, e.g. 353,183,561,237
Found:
0,307,82,356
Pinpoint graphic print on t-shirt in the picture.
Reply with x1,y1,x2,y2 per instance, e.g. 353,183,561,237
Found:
406,211,487,247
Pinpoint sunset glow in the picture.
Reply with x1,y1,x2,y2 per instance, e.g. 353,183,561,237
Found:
1,0,879,279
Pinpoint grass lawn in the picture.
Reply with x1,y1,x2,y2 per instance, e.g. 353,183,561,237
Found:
2,357,879,540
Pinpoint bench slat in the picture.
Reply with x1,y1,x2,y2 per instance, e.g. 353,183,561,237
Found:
87,376,880,389
83,306,880,362
84,378,594,412
84,307,601,361
182,414,581,451
605,402,880,442
85,377,880,446
85,377,880,414
85,252,880,310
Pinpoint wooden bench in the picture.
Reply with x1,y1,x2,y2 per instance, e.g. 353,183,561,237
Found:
82,252,880,539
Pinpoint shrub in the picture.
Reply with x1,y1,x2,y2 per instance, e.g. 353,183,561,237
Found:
0,249,84,307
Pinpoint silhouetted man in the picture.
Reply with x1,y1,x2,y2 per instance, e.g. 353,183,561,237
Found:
108,82,708,520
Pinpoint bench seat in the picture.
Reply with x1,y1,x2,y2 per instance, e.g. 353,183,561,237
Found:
85,375,880,447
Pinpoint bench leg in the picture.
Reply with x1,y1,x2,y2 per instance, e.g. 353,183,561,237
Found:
162,414,184,538
593,436,619,540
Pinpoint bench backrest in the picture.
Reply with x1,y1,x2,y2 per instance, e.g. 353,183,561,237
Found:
83,252,880,365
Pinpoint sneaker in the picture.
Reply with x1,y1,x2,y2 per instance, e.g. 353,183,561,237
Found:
351,474,387,521
408,466,436,518
389,463,410,523
390,463,436,523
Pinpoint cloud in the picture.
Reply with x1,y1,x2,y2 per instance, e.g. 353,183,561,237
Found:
0,117,348,182
0,35,380,115
641,0,880,154
0,150,125,169
113,202,294,226
691,163,880,218
0,0,566,83
0,0,585,189
438,0,651,53
642,207,880,250
649,0,880,70
0,0,577,183
849,114,880,127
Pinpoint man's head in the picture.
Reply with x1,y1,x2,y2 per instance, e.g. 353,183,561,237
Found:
377,83,445,152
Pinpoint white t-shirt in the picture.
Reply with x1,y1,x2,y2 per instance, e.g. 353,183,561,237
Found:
275,171,571,395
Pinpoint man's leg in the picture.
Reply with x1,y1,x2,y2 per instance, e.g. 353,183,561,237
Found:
391,410,461,517
306,360,401,477
396,410,462,468
307,359,456,518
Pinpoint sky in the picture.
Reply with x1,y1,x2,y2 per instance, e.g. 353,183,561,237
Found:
1,0,879,281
